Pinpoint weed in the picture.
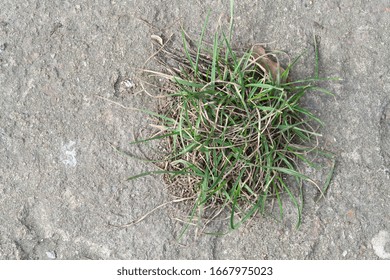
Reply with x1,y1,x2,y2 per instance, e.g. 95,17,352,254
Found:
128,1,335,235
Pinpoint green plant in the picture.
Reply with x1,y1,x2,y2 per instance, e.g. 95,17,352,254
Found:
129,1,335,235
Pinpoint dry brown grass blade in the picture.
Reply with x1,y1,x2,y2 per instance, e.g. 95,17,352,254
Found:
251,45,287,82
108,196,196,228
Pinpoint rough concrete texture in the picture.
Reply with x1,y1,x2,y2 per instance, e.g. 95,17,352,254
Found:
1,0,389,259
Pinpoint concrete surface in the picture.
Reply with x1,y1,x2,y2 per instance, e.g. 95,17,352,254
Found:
1,0,389,259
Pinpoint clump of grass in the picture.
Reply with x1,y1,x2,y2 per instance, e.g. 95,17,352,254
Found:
130,3,335,234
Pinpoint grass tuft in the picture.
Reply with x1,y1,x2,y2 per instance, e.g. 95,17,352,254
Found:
131,2,335,234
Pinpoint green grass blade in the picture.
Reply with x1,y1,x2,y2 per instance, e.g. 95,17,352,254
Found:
314,34,319,79
126,169,185,181
211,31,219,85
195,10,211,76
229,0,234,41
181,29,196,71
316,156,336,202
129,132,177,145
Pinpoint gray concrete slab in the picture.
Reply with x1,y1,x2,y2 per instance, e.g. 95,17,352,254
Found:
1,0,389,259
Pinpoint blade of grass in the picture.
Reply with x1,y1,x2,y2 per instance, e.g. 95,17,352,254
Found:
210,31,219,86
195,10,211,76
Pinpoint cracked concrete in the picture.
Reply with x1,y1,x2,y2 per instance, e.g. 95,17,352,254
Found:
1,0,389,259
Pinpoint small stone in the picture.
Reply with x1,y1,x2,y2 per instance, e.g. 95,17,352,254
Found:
60,141,77,167
122,79,134,89
342,250,347,257
346,209,356,222
46,251,56,259
371,231,390,259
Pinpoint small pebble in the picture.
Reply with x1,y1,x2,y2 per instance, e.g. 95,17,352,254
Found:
122,79,134,89
46,251,56,259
